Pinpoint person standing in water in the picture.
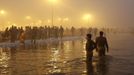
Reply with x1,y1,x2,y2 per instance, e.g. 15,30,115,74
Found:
96,31,109,57
86,34,96,62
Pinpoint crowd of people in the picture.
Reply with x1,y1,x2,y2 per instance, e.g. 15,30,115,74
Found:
0,25,112,74
0,25,115,45
0,26,65,43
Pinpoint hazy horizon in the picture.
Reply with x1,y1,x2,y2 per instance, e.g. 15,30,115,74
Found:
0,0,134,28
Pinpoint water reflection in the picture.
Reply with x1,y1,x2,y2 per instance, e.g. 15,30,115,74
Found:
96,57,109,75
0,40,110,75
86,62,94,75
0,48,10,75
86,56,109,75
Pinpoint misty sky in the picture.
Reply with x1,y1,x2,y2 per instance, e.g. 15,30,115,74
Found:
0,0,134,28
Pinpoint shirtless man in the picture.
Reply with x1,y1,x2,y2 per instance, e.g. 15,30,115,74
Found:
96,31,109,56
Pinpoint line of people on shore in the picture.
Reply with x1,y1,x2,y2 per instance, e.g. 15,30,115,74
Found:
0,25,114,48
0,26,65,43
0,26,106,43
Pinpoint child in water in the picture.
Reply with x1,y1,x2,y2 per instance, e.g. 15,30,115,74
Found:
86,34,96,61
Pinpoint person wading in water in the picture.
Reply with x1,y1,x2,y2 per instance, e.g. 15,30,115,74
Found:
86,34,96,62
96,31,109,57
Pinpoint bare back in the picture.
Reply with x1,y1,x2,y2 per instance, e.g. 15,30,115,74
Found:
96,36,107,47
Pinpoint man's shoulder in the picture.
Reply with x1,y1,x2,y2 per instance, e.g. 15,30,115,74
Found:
96,36,107,40
96,36,102,39
96,36,100,39
103,37,107,40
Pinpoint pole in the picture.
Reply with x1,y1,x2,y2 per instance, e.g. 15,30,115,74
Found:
52,4,54,26
88,18,90,26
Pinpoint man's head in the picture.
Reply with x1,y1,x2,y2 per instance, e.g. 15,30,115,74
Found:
100,31,104,36
87,33,92,39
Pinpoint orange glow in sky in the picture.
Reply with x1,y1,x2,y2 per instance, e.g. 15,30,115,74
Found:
0,0,134,28
0,10,6,15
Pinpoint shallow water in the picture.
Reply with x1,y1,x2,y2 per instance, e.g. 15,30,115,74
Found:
0,33,134,75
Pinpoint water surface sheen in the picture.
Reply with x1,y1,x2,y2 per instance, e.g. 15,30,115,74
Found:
0,33,134,75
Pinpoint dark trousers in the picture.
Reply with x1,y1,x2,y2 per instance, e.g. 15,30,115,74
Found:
86,52,93,62
98,49,106,57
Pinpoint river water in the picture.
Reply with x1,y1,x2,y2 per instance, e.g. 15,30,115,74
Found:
0,33,134,75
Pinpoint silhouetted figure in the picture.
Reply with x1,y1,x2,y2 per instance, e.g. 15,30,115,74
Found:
93,28,98,37
43,26,47,39
9,26,18,43
31,27,37,44
86,34,96,62
71,26,75,36
79,28,84,36
3,27,10,41
54,26,59,38
19,31,25,49
47,26,51,38
59,26,64,38
96,31,109,57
